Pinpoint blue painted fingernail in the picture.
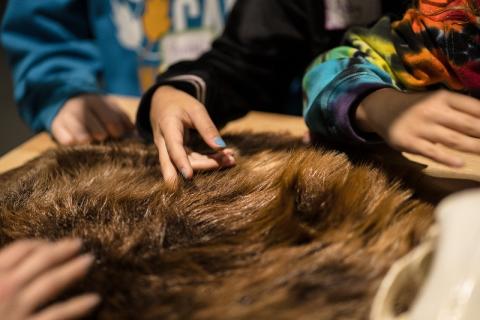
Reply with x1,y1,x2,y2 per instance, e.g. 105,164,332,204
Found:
214,137,227,148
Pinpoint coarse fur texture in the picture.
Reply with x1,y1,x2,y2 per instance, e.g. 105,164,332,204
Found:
0,133,434,319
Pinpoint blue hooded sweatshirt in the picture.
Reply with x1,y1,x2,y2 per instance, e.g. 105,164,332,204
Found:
1,0,234,132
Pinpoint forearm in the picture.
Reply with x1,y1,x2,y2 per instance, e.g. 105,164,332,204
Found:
301,13,428,144
303,49,396,144
1,0,102,132
355,88,405,133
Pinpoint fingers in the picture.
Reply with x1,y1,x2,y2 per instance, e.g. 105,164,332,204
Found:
423,125,480,155
0,239,96,320
61,115,93,145
20,254,94,310
434,108,480,139
302,131,312,145
51,122,76,146
104,96,135,130
52,114,92,145
52,95,135,146
149,86,235,179
52,98,101,145
82,108,108,142
189,149,236,171
11,239,83,288
187,154,221,171
116,105,136,131
0,240,44,271
404,138,464,168
155,127,236,180
447,92,480,118
189,105,226,149
160,118,193,179
155,134,180,183
91,98,133,138
159,116,236,178
29,294,100,320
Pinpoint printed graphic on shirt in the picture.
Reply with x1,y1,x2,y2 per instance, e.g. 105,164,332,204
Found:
324,0,382,30
143,0,171,43
111,0,144,50
110,0,234,91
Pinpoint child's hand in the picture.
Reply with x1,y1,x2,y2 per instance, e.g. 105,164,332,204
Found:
356,88,480,167
51,94,134,145
150,86,236,182
0,239,100,320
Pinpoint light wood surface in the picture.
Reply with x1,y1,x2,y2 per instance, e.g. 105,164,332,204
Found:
404,150,480,182
1,96,480,189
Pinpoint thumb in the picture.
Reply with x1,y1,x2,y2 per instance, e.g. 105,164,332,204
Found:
189,105,226,150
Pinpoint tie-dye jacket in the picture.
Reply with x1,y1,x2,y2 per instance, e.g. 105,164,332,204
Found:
303,0,480,143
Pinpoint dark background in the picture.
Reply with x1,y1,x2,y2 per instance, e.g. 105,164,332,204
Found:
0,0,32,156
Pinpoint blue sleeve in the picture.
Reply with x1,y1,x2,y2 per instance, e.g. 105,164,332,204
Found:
302,48,395,144
1,1,103,132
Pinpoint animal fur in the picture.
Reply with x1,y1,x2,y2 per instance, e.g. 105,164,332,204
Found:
0,133,434,319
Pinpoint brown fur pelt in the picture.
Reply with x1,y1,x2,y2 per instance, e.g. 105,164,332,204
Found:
0,132,434,320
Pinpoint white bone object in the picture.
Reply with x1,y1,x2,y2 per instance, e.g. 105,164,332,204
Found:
371,189,480,320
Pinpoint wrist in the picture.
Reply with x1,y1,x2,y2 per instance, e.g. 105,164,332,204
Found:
355,103,374,133
355,88,400,133
153,85,175,101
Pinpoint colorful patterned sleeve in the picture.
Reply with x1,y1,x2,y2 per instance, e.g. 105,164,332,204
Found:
303,0,480,144
302,18,399,143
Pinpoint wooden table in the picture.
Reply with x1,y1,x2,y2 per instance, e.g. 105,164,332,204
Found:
0,96,307,174
1,96,479,195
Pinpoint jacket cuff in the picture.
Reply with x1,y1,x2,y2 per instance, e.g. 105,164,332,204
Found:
307,73,393,144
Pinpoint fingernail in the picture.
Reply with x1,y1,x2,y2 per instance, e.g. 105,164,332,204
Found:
214,137,227,148
453,158,465,167
180,169,190,179
83,293,102,306
65,238,83,248
79,254,95,267
223,155,236,166
89,294,102,303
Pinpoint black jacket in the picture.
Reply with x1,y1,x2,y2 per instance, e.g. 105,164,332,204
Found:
137,0,408,140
